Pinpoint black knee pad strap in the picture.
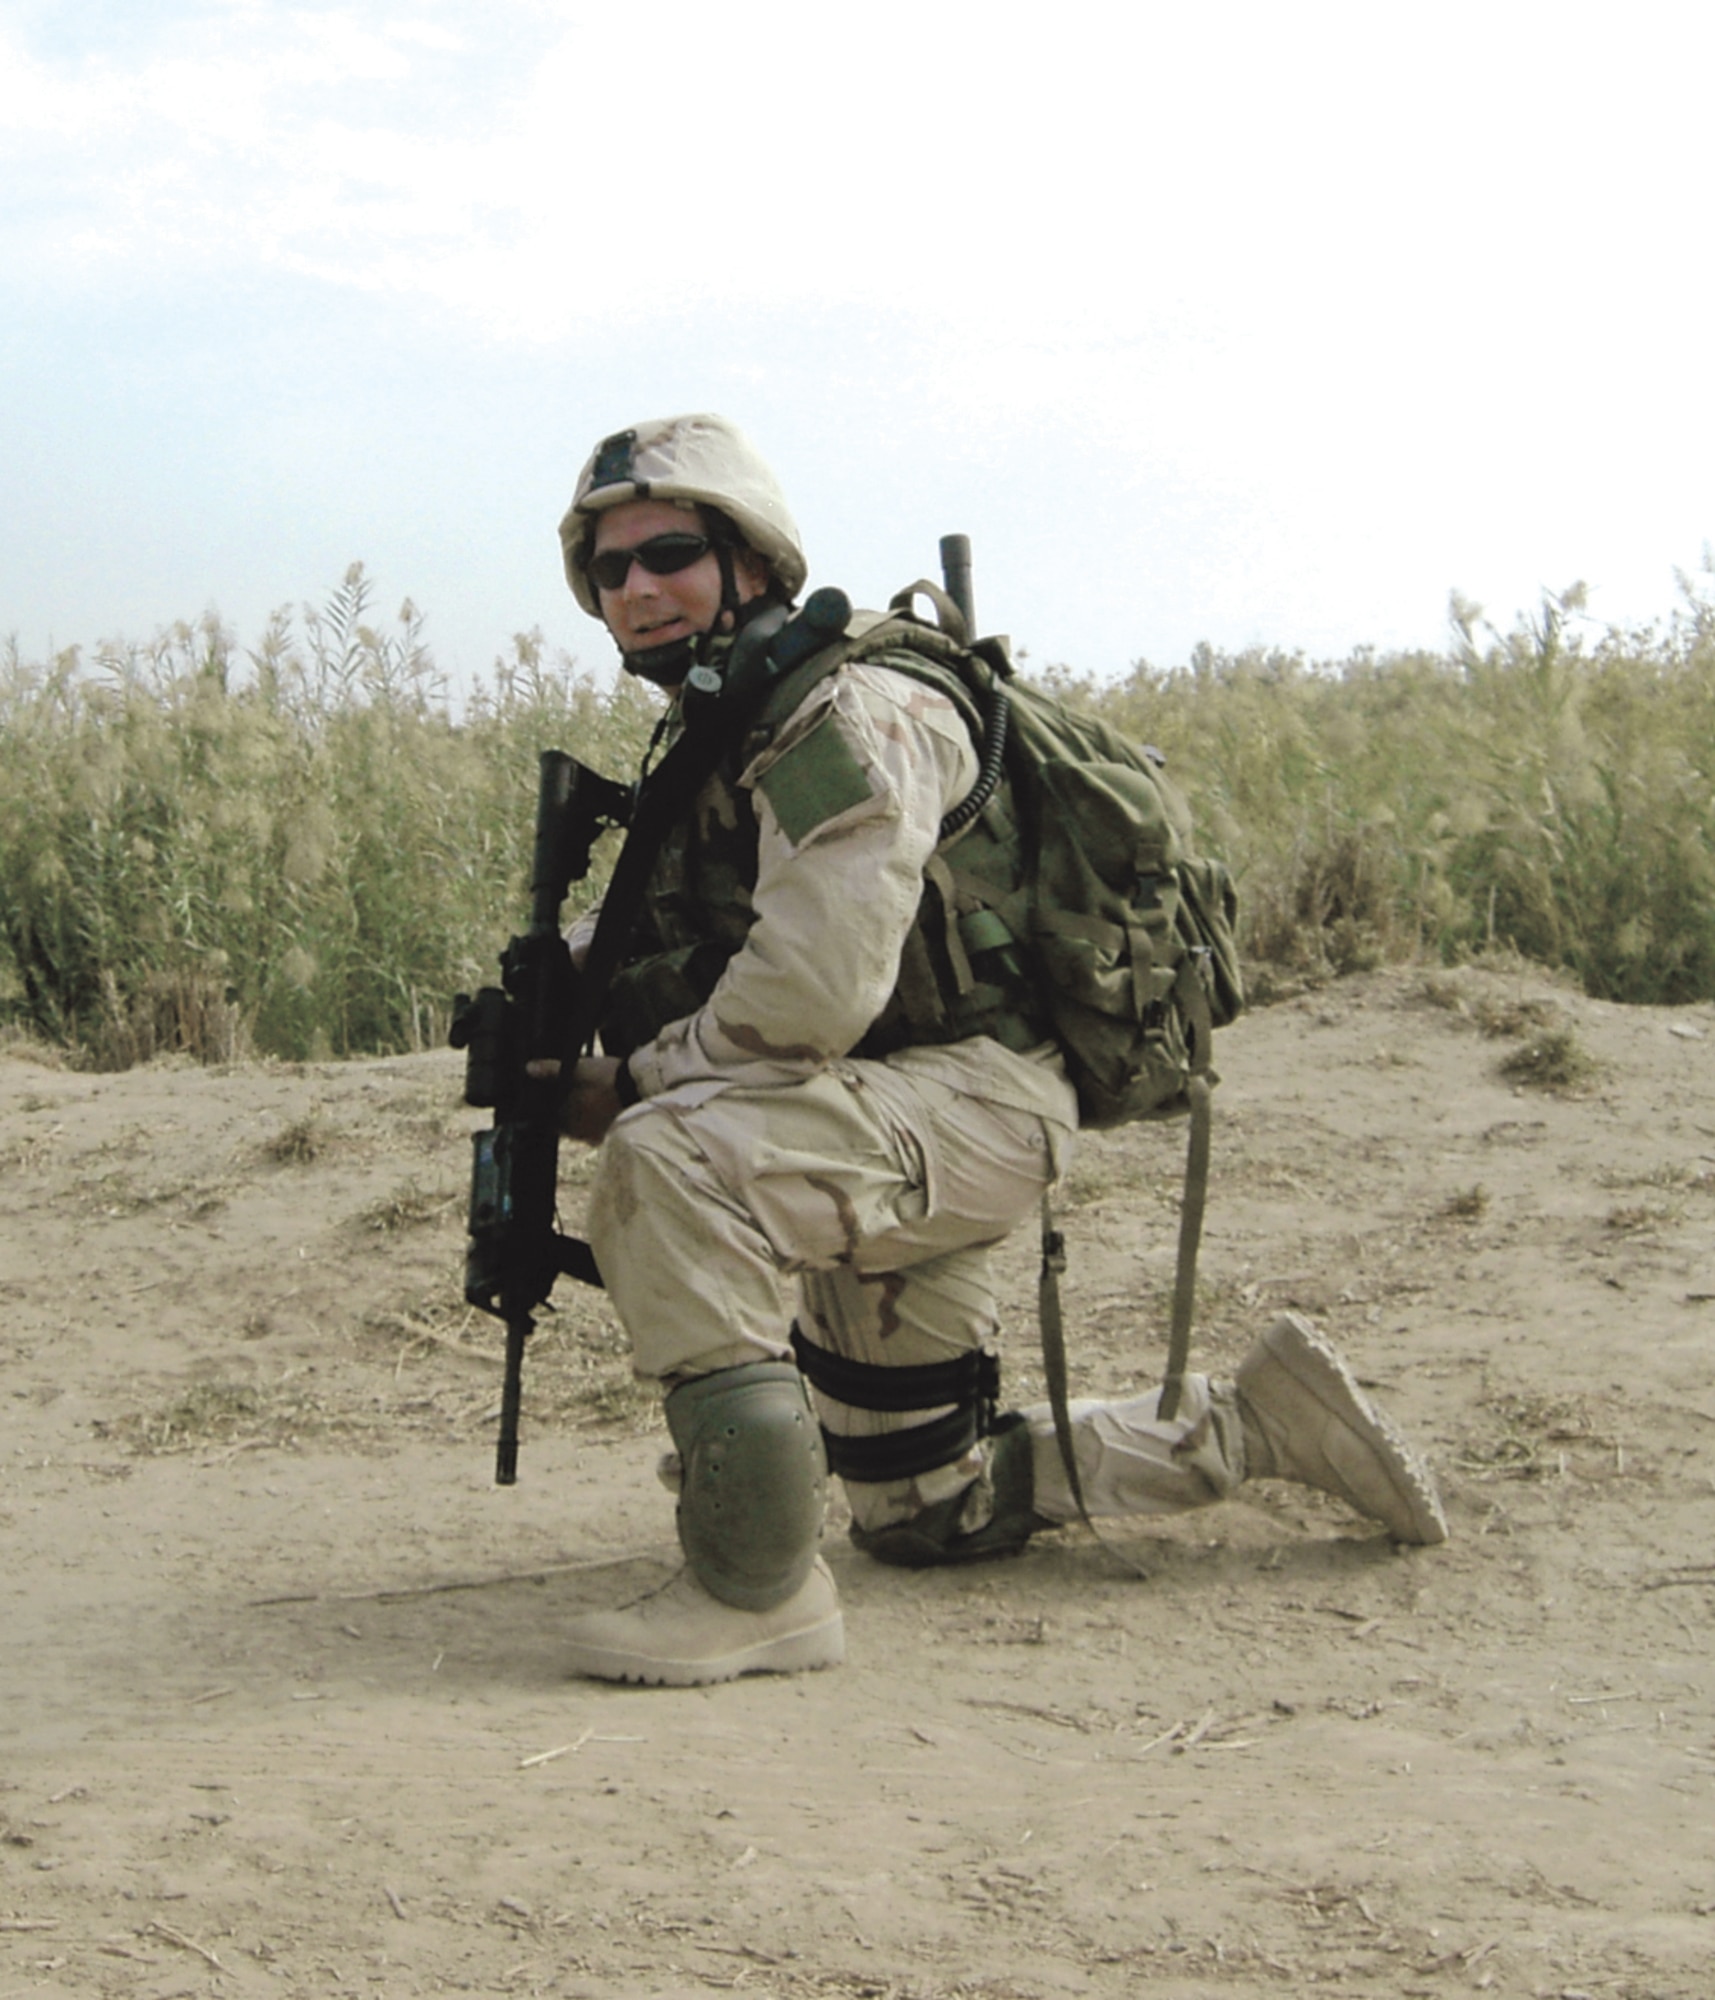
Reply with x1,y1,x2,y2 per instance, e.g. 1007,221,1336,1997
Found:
791,1327,1001,1482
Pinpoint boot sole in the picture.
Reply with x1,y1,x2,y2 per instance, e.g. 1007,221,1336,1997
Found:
567,1612,846,1688
1240,1313,1449,1545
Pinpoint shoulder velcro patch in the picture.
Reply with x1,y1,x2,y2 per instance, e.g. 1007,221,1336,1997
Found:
756,709,874,846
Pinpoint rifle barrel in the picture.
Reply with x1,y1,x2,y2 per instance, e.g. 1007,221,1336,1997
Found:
496,1311,530,1485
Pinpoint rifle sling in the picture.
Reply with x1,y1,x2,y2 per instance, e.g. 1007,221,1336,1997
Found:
546,727,724,1293
569,725,726,1061
566,591,850,1061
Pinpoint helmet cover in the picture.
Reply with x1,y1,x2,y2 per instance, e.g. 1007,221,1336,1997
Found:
559,413,807,616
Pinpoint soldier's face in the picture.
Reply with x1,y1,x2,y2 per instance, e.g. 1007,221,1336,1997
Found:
591,499,767,659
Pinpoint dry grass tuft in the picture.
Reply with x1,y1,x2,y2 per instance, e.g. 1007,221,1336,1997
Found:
356,1178,460,1233
1497,1025,1600,1091
1603,1201,1679,1234
1473,992,1563,1039
363,1292,661,1438
0,1027,66,1068
1597,1159,1715,1193
1414,974,1470,1014
95,1378,335,1455
85,1168,230,1219
1454,1386,1617,1480
1438,1185,1490,1221
262,1114,326,1165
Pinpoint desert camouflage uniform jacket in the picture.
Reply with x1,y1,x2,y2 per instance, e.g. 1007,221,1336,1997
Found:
587,652,1073,1129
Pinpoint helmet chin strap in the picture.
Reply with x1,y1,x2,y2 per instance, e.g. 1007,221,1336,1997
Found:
620,633,699,687
618,547,759,688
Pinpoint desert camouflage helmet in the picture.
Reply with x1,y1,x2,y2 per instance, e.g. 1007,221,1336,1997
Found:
559,413,808,617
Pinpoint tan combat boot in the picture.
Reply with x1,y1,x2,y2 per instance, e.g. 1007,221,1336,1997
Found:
564,1558,845,1687
1235,1313,1448,1544
567,1362,844,1685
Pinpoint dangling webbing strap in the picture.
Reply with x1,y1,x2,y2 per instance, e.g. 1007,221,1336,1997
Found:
1038,1193,1146,1580
1038,1071,1215,1572
1156,1073,1213,1422
1036,1192,1086,1525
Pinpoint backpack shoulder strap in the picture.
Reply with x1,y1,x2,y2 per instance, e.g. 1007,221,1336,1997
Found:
765,603,1013,849
749,596,993,752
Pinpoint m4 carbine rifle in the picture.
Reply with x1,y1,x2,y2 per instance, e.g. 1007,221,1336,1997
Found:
449,753,631,1485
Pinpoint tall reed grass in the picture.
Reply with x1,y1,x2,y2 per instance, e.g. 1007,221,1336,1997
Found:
1074,563,1715,1006
4,560,1712,1068
0,566,654,1066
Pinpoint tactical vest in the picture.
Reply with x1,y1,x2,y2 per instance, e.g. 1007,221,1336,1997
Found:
597,636,1051,1065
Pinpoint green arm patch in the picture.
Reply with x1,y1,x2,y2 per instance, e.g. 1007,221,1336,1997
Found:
756,712,875,846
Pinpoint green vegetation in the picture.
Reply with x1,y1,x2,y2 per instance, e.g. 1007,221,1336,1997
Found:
1058,560,1715,1007
4,559,1713,1068
1,564,655,1065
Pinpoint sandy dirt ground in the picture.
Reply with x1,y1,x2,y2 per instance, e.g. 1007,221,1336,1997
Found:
3,961,1714,2000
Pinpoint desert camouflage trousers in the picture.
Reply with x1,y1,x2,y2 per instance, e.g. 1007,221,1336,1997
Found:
585,1042,1244,1534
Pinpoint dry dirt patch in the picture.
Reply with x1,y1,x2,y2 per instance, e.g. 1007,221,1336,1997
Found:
4,966,1714,1998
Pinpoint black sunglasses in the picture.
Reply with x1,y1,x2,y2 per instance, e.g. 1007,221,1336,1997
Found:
584,532,713,593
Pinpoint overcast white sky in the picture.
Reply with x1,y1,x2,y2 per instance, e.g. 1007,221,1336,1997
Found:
3,1,1709,688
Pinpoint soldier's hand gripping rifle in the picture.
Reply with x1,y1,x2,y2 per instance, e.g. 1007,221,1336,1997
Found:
449,752,633,1485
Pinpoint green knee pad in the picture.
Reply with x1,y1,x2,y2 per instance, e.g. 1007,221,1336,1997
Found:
665,1362,829,1612
849,1413,1051,1568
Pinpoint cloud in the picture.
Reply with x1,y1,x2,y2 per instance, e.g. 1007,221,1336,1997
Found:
3,1,1711,672
3,5,541,287
8,1,1710,364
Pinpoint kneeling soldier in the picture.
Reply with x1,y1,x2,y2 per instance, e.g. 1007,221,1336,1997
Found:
545,414,1447,1686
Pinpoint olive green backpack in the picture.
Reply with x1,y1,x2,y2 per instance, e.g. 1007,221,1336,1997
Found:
765,579,1245,1130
